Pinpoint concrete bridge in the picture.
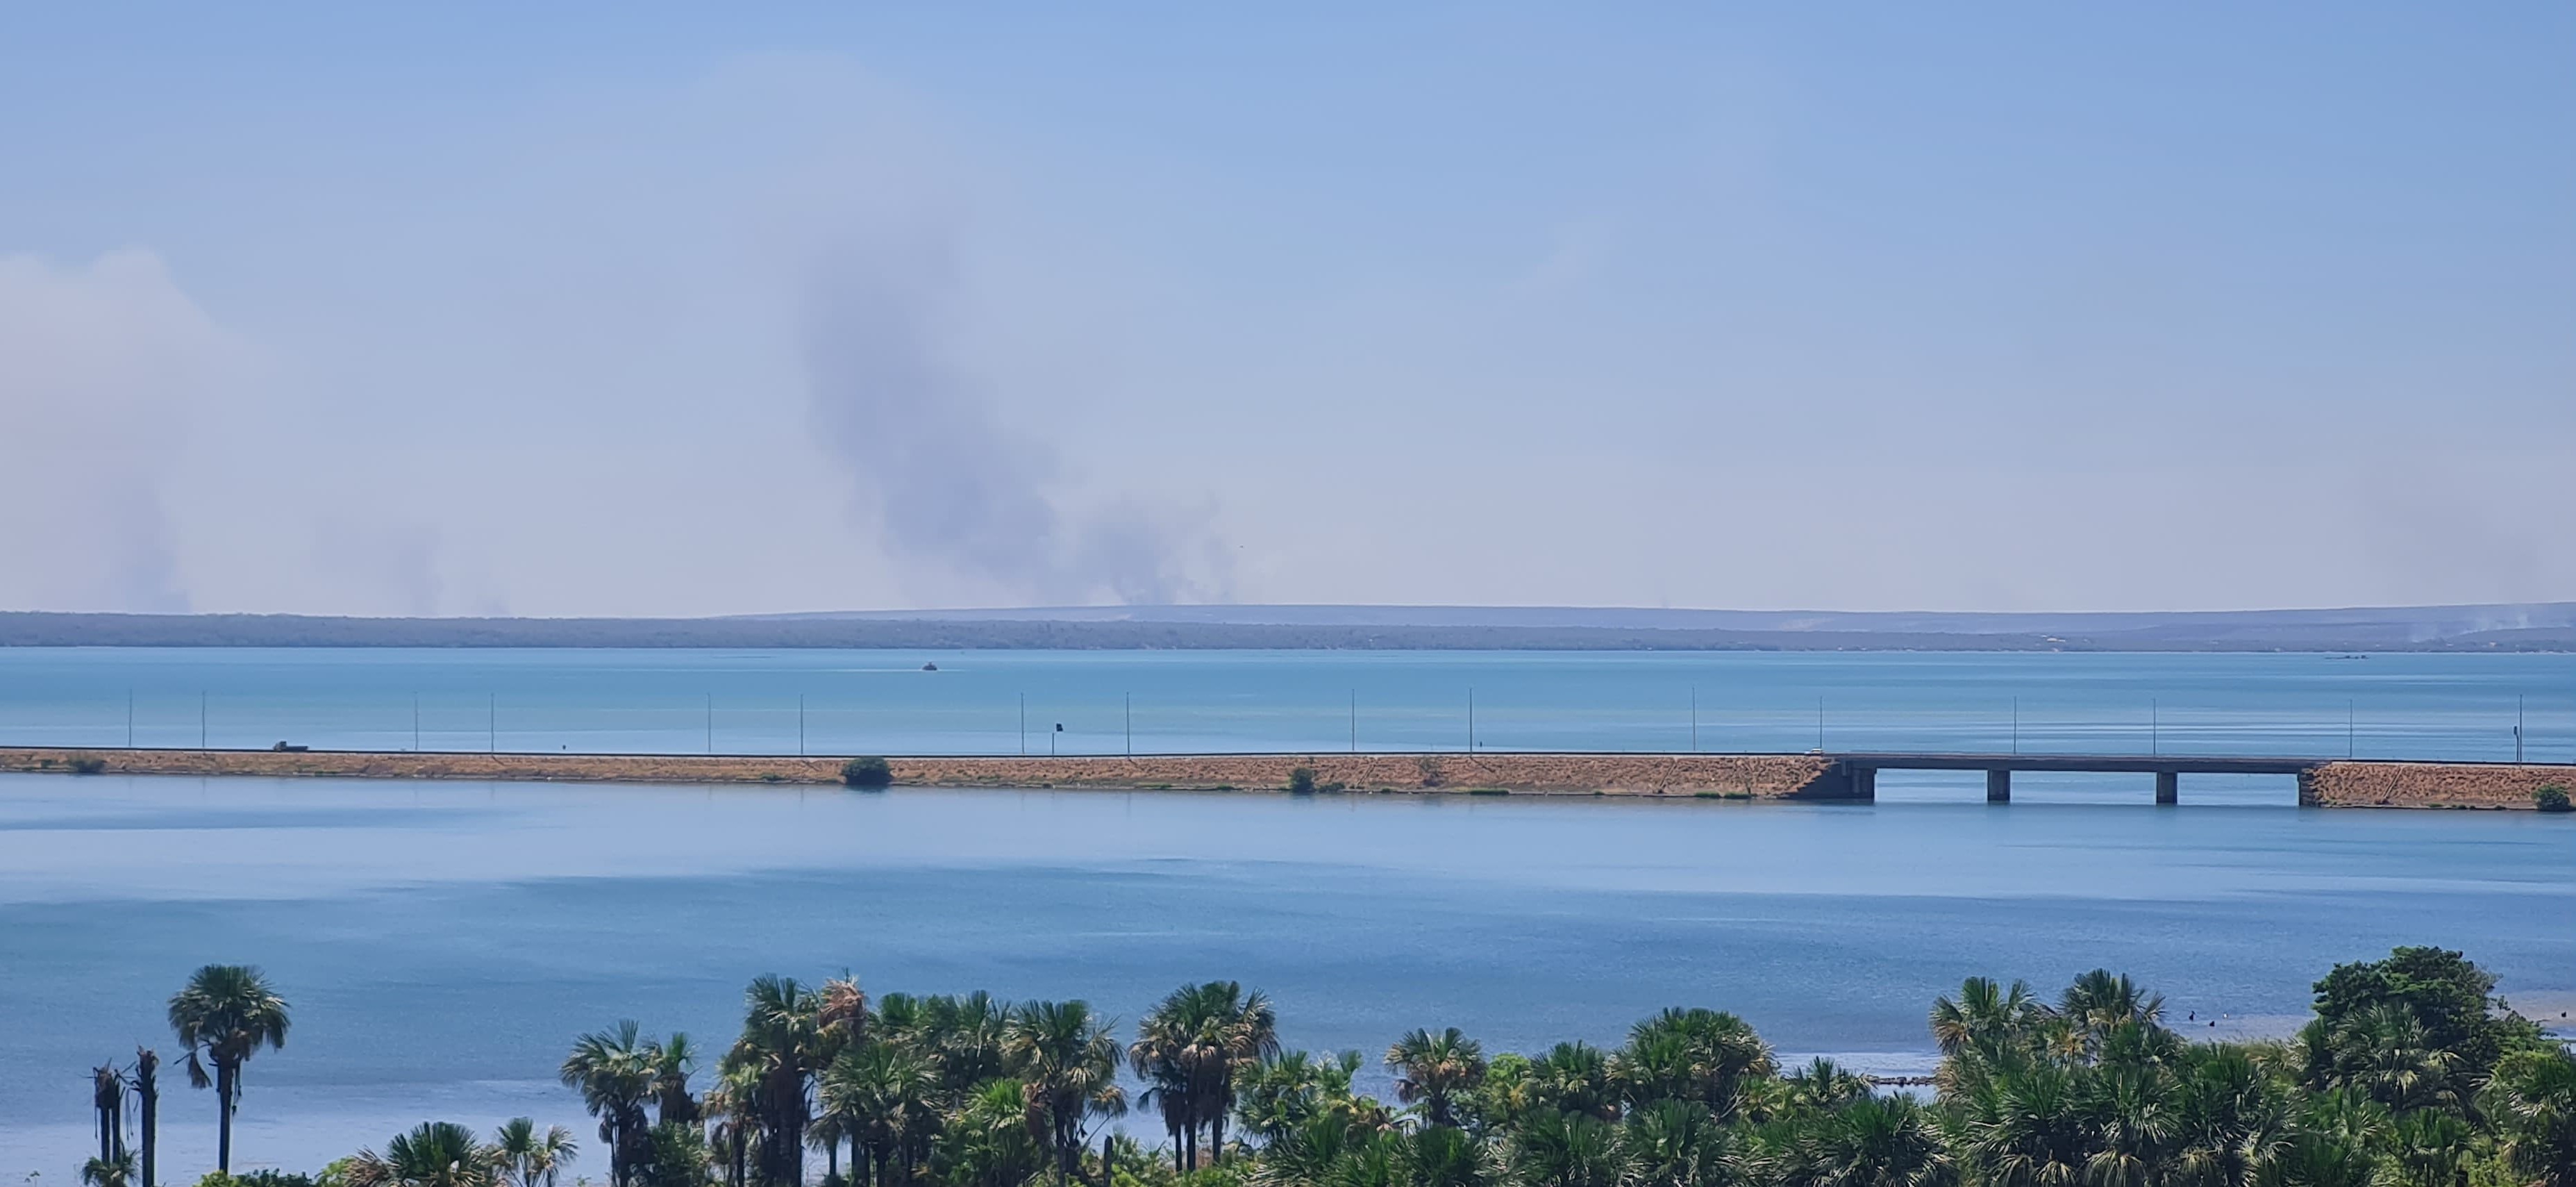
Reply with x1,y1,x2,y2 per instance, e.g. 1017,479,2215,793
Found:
1810,752,2327,804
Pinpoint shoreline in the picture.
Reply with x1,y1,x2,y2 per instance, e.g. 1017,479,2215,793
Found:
3,746,2569,808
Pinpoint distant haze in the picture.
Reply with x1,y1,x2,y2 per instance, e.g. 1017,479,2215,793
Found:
1,7,2570,616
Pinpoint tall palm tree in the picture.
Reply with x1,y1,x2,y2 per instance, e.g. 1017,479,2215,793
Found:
1387,1029,1487,1129
822,1042,939,1187
492,1118,580,1187
94,1063,128,1165
724,974,831,1187
1005,999,1127,1184
560,1020,658,1187
133,1047,160,1187
2483,1049,2576,1187
167,964,290,1174
653,1033,702,1128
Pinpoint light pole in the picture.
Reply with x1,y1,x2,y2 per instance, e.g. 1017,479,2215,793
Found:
1019,693,1026,756
2347,699,2355,759
1125,693,1132,757
2516,695,2525,764
1467,687,1475,754
1689,685,1698,754
1349,689,1356,754
413,693,421,752
798,694,807,757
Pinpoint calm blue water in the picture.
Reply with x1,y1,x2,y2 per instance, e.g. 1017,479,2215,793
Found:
3,649,2572,762
1,770,2570,1181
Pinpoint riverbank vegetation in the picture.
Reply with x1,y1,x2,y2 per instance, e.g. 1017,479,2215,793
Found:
80,949,2575,1187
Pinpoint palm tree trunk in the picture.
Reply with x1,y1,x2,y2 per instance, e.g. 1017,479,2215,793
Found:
137,1050,158,1187
216,1061,236,1174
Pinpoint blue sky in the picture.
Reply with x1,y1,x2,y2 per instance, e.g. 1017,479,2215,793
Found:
3,3,2570,615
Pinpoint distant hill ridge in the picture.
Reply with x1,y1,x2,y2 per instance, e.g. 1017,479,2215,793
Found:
3,602,2572,651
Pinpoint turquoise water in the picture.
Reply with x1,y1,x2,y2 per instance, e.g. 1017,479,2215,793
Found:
1,769,2570,1180
3,648,2572,762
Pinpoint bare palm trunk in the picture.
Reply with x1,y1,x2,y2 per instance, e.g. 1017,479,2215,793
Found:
137,1050,158,1187
215,1061,237,1174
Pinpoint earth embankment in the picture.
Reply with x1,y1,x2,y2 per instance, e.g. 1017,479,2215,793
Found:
0,747,1835,798
2302,761,2575,809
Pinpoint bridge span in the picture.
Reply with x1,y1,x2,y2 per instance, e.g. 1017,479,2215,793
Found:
1811,752,2325,804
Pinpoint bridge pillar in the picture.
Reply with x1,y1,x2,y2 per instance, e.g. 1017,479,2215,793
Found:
1854,766,1876,801
1987,770,2012,803
2155,771,2178,805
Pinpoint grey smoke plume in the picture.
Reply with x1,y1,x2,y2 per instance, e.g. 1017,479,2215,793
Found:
801,243,1227,605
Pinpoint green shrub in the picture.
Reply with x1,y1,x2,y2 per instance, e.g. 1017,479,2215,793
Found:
69,756,106,775
2537,783,2571,813
841,756,892,789
1286,766,1317,794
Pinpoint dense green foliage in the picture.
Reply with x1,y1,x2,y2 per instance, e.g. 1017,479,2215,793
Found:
2536,785,2570,813
843,758,894,789
99,950,2576,1187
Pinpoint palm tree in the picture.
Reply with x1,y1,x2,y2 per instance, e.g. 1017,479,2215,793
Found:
560,1021,658,1187
1509,1109,1625,1187
1931,979,2048,1061
492,1118,580,1187
1387,1029,1487,1128
351,1122,500,1187
2483,1049,2576,1187
2330,1004,2463,1113
2059,971,2164,1051
821,1042,939,1187
80,1154,135,1187
1957,1060,2089,1187
133,1047,160,1187
94,1063,128,1165
1805,1096,1950,1187
2169,1045,2292,1187
1614,1010,1773,1118
1782,1059,1872,1114
1402,1124,1491,1187
167,964,290,1174
1005,999,1127,1183
1622,1099,1740,1187
653,1033,702,1128
2079,1065,2175,1187
934,1079,1047,1187
724,974,831,1187
1530,1043,1619,1122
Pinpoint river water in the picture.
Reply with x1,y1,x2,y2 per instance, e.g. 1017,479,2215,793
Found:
1,649,2571,1179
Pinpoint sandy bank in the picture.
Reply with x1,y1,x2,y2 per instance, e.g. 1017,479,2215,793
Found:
0,747,1834,798
2303,761,2576,810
